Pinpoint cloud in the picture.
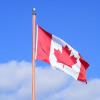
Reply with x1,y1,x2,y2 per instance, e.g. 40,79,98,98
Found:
46,79,100,100
0,61,100,100
0,61,32,100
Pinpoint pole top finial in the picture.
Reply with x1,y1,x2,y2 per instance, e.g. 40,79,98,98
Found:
32,8,36,15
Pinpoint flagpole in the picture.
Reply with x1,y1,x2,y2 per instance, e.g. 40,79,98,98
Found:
32,8,36,100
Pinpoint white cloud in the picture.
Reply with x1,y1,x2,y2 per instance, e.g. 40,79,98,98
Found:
46,79,100,100
0,61,100,100
0,61,32,100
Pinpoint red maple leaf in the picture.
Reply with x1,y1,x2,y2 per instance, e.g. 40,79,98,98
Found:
54,45,77,68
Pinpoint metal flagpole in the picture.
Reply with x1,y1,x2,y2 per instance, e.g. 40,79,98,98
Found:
32,8,36,100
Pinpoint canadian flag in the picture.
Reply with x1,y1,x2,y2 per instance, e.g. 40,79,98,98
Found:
36,25,89,83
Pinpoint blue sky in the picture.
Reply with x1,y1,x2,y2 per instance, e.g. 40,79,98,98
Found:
0,0,100,100
0,0,100,78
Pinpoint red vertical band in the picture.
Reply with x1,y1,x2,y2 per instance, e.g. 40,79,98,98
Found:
36,26,52,63
78,57,89,83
